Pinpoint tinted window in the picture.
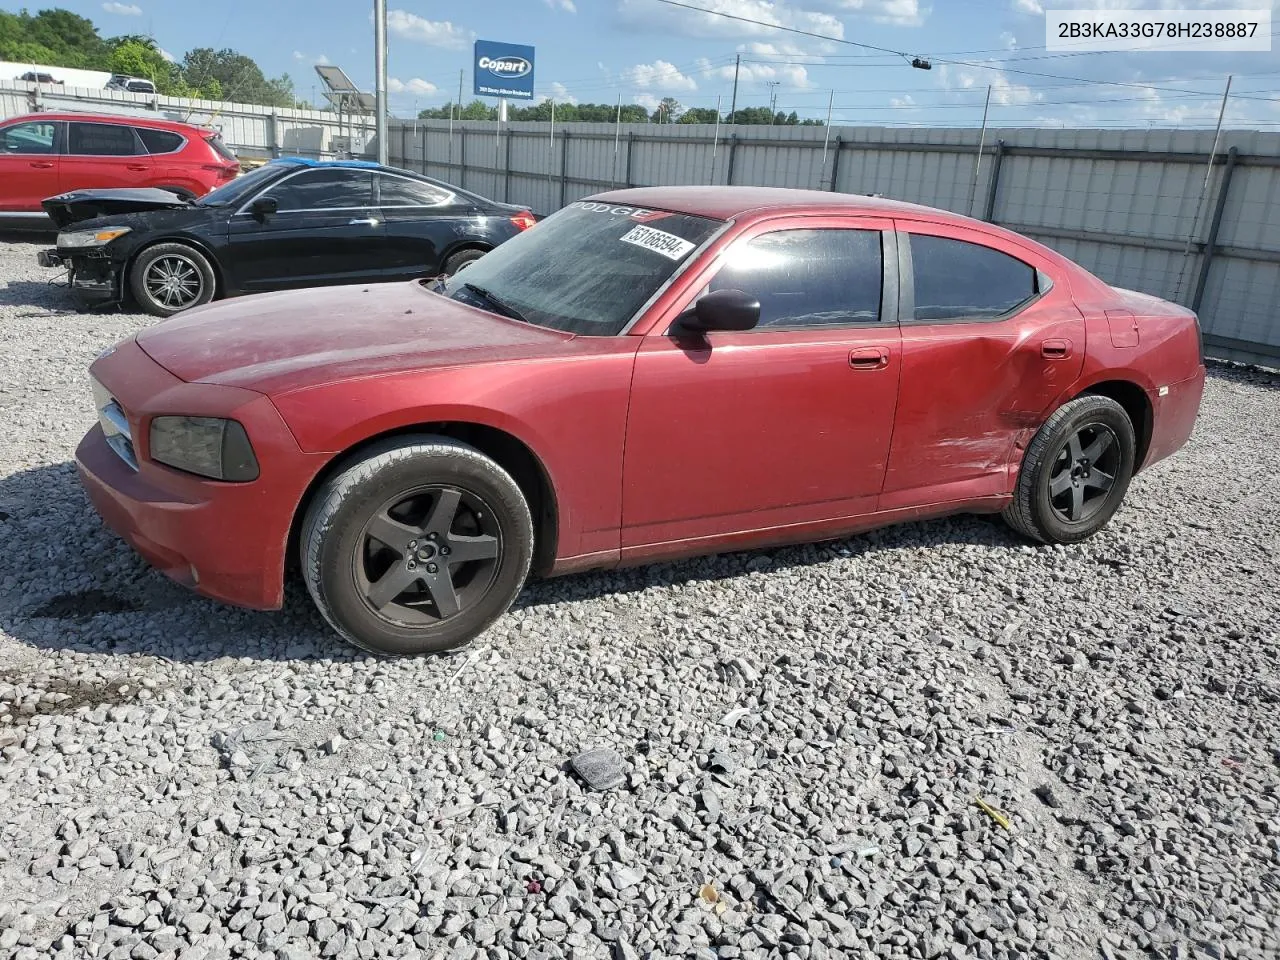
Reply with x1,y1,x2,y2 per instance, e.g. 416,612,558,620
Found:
910,234,1036,321
440,202,722,335
1,121,56,154
708,229,882,328
138,128,185,154
378,174,453,206
68,122,143,156
267,169,374,210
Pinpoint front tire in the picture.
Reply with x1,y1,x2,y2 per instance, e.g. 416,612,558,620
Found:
443,248,487,276
301,437,534,656
1003,395,1136,545
129,242,216,317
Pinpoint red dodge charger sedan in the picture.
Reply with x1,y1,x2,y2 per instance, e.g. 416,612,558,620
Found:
77,187,1205,655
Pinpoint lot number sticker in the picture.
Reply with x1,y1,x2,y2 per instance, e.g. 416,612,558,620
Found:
620,224,695,260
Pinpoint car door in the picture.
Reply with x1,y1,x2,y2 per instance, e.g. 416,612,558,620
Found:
881,221,1086,508
0,119,63,211
622,217,902,550
374,171,478,278
60,121,153,193
226,167,385,291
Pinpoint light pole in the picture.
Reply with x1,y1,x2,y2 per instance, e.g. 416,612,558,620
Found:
374,0,388,165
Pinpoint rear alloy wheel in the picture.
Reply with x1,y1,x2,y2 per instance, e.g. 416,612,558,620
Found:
443,248,487,276
129,243,215,317
1003,394,1136,544
301,437,533,656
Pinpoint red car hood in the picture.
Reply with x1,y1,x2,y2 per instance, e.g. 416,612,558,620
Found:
134,282,572,393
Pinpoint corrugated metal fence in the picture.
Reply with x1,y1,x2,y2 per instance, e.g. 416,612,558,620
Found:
0,80,369,160
390,119,1280,367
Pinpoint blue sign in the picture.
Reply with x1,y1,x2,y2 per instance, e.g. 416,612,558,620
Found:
473,39,535,101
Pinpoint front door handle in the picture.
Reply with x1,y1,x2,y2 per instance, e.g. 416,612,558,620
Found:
849,347,890,370
349,217,379,226
28,161,54,169
1041,338,1072,360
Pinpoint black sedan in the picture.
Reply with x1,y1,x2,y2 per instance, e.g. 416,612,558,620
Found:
37,158,536,317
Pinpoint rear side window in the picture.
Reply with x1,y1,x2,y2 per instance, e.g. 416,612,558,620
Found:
909,234,1037,321
137,128,185,154
377,173,453,207
709,228,882,328
67,122,144,157
1,121,57,154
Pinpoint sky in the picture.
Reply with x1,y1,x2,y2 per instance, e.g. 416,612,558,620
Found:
13,0,1280,128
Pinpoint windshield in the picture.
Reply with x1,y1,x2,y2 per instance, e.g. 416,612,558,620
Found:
439,201,723,335
196,163,286,207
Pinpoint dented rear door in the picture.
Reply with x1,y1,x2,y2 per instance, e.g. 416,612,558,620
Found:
881,220,1085,507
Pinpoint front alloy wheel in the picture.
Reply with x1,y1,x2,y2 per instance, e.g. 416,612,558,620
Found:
301,436,534,656
129,242,216,318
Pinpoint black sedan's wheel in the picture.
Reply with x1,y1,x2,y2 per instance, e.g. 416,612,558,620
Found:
301,436,533,656
1003,394,1136,544
443,248,487,276
129,243,216,317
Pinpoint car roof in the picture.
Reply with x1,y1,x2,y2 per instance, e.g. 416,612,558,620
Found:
588,185,975,224
273,156,384,170
7,111,214,133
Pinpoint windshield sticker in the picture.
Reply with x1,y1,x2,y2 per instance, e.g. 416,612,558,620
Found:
619,224,695,260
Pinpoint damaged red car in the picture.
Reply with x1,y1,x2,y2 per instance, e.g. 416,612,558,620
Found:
77,186,1206,655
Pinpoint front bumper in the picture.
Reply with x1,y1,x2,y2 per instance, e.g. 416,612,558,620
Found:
39,247,122,307
76,339,328,610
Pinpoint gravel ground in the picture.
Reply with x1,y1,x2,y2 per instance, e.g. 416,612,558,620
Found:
0,237,1277,960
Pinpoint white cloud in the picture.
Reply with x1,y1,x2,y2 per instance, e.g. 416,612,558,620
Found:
634,93,662,112
890,93,917,108
386,9,470,48
1012,0,1042,13
548,81,579,104
388,77,439,95
999,31,1018,50
544,0,577,10
827,0,926,26
940,62,1040,107
623,59,699,92
102,1,142,14
158,47,175,63
697,55,811,88
617,0,846,44
293,51,331,65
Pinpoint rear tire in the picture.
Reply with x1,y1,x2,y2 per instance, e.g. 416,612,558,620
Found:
443,248,487,276
301,436,533,657
1003,395,1136,544
129,242,216,317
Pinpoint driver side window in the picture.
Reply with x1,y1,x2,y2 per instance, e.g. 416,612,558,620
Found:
706,228,882,329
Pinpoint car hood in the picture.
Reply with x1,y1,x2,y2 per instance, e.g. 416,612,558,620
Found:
134,281,574,394
43,187,195,228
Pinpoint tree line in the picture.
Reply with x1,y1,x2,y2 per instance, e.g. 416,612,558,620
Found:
0,7,301,107
418,97,825,126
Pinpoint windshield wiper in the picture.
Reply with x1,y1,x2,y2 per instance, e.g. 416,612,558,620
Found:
460,282,530,324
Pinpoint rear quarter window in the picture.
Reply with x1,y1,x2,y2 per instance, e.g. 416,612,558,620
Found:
138,128,185,154
909,233,1037,321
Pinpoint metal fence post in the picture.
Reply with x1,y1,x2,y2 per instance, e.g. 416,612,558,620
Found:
625,132,635,187
982,139,1006,222
1192,145,1240,313
828,136,843,192
725,134,738,186
559,130,570,209
504,127,513,202
459,128,467,190
268,110,279,158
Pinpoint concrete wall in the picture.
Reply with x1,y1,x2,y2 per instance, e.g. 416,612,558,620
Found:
0,80,371,161
390,119,1280,367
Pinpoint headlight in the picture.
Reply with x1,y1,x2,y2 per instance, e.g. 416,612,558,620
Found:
57,226,131,248
149,416,260,482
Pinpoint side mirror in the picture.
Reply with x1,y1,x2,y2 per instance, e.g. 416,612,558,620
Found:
675,288,761,334
251,196,278,219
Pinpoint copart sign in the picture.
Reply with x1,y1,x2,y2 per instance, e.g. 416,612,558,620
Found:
473,40,535,101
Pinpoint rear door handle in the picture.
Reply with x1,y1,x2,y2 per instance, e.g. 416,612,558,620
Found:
849,347,890,370
28,161,54,169
349,217,379,226
1041,339,1072,359
126,164,148,171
